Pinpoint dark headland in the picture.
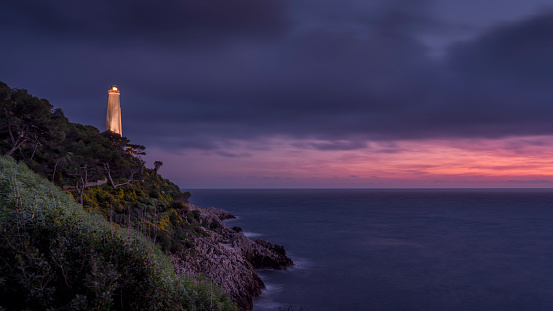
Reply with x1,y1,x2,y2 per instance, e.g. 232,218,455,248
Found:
174,203,293,310
0,81,292,310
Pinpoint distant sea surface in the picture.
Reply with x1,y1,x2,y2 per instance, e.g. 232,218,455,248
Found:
189,189,553,311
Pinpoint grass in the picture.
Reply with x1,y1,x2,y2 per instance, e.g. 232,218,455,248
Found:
0,156,237,311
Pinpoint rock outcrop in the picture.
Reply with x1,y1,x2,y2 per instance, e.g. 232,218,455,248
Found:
172,203,293,311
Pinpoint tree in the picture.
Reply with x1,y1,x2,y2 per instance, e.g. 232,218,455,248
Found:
154,161,163,174
0,85,56,157
0,81,158,205
65,124,116,205
126,144,146,159
99,132,146,189
102,131,130,151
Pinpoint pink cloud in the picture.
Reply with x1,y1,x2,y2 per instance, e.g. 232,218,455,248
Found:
144,135,553,188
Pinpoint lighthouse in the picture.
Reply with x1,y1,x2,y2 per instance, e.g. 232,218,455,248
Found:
106,85,122,136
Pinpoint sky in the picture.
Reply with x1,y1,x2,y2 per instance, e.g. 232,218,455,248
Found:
2,0,553,188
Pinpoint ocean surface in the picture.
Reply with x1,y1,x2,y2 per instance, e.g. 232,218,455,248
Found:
189,189,553,311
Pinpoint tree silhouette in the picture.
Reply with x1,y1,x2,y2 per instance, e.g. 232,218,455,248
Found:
0,83,60,157
154,161,163,174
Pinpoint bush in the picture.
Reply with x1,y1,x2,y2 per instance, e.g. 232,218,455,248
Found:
0,157,237,311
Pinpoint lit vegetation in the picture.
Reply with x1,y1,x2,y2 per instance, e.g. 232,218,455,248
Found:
0,157,236,310
0,80,202,253
0,81,237,310
82,172,204,254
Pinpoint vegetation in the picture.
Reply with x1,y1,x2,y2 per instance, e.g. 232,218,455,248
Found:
0,157,236,310
82,171,203,254
1,81,152,204
0,81,237,310
0,80,198,255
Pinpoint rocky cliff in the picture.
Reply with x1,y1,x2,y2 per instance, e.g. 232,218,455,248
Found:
172,203,293,311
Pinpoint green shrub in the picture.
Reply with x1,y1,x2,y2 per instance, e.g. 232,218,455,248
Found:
0,157,237,311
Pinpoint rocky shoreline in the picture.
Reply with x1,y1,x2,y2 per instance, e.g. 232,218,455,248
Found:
172,203,293,311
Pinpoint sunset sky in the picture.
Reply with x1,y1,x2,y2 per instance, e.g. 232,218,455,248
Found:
2,0,553,188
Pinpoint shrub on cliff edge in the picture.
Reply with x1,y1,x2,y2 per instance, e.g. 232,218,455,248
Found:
0,157,237,311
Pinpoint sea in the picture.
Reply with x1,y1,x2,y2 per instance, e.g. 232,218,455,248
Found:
189,189,553,311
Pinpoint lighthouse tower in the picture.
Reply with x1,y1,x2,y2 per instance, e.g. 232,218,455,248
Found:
106,85,122,136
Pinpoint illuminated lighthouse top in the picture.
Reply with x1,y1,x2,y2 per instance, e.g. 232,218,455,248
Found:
106,85,122,136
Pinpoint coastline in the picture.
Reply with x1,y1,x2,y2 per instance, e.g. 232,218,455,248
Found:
172,202,294,311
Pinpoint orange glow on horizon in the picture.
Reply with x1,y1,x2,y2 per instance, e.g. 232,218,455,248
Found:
144,135,553,188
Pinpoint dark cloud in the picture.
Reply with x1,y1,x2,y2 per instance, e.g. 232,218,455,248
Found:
449,11,553,85
1,0,288,43
295,140,368,151
215,151,252,158
1,1,553,152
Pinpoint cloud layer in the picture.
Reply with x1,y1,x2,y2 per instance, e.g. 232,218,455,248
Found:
2,0,553,154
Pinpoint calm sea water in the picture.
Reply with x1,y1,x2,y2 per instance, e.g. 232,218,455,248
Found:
189,189,553,311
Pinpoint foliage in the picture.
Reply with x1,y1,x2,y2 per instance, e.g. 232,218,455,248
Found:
0,80,196,255
0,82,66,158
154,160,164,174
0,81,228,309
0,81,149,205
82,170,200,253
0,157,237,310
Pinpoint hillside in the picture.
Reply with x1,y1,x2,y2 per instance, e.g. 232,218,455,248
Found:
0,81,293,310
0,156,236,310
0,80,197,257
